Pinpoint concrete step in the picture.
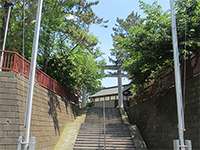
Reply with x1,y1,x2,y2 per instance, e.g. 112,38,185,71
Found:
73,107,135,150
76,137,133,141
74,147,135,150
75,139,133,142
74,143,135,148
75,141,134,146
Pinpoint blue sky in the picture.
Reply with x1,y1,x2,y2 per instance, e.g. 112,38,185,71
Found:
90,0,170,87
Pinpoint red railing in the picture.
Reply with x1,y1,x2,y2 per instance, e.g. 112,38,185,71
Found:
0,50,68,97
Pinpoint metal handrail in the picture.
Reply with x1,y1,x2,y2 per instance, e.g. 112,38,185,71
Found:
103,97,106,150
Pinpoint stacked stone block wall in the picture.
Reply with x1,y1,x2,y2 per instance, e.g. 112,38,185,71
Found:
127,74,200,150
0,72,75,150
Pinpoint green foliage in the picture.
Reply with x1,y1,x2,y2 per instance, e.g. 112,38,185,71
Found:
45,48,104,93
176,0,200,54
112,0,200,91
86,101,94,108
0,0,106,94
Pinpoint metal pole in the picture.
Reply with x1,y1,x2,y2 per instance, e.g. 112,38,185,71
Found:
170,0,186,149
24,0,43,148
118,65,123,108
0,4,12,71
103,97,106,150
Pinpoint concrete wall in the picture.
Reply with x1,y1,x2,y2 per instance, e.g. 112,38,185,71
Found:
127,74,200,150
0,72,76,150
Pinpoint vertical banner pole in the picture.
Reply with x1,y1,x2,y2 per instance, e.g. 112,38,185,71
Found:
23,0,43,149
0,4,12,71
170,0,190,149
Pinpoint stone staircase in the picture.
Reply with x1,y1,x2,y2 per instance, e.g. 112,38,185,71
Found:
73,107,135,150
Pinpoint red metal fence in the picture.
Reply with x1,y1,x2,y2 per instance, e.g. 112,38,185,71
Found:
0,50,67,97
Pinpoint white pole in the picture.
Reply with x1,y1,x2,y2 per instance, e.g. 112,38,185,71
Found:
0,6,12,71
24,0,43,148
170,0,186,149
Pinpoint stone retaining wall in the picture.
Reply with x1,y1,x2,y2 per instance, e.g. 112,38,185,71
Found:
127,74,200,150
0,72,76,150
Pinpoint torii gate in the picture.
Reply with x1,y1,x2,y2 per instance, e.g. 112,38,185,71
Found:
104,62,128,109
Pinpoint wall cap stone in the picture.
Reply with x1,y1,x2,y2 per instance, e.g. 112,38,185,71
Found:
119,108,148,150
0,72,15,78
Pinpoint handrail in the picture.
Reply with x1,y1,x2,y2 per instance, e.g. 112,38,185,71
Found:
103,97,106,150
0,50,67,97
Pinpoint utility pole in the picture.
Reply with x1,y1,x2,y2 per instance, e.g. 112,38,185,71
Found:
170,0,192,149
17,0,43,149
0,2,13,71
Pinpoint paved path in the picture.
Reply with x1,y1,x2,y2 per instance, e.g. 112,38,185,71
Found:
54,114,86,150
73,107,135,150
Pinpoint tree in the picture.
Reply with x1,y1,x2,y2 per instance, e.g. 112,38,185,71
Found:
45,47,105,93
176,0,200,55
0,0,106,94
112,0,200,92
